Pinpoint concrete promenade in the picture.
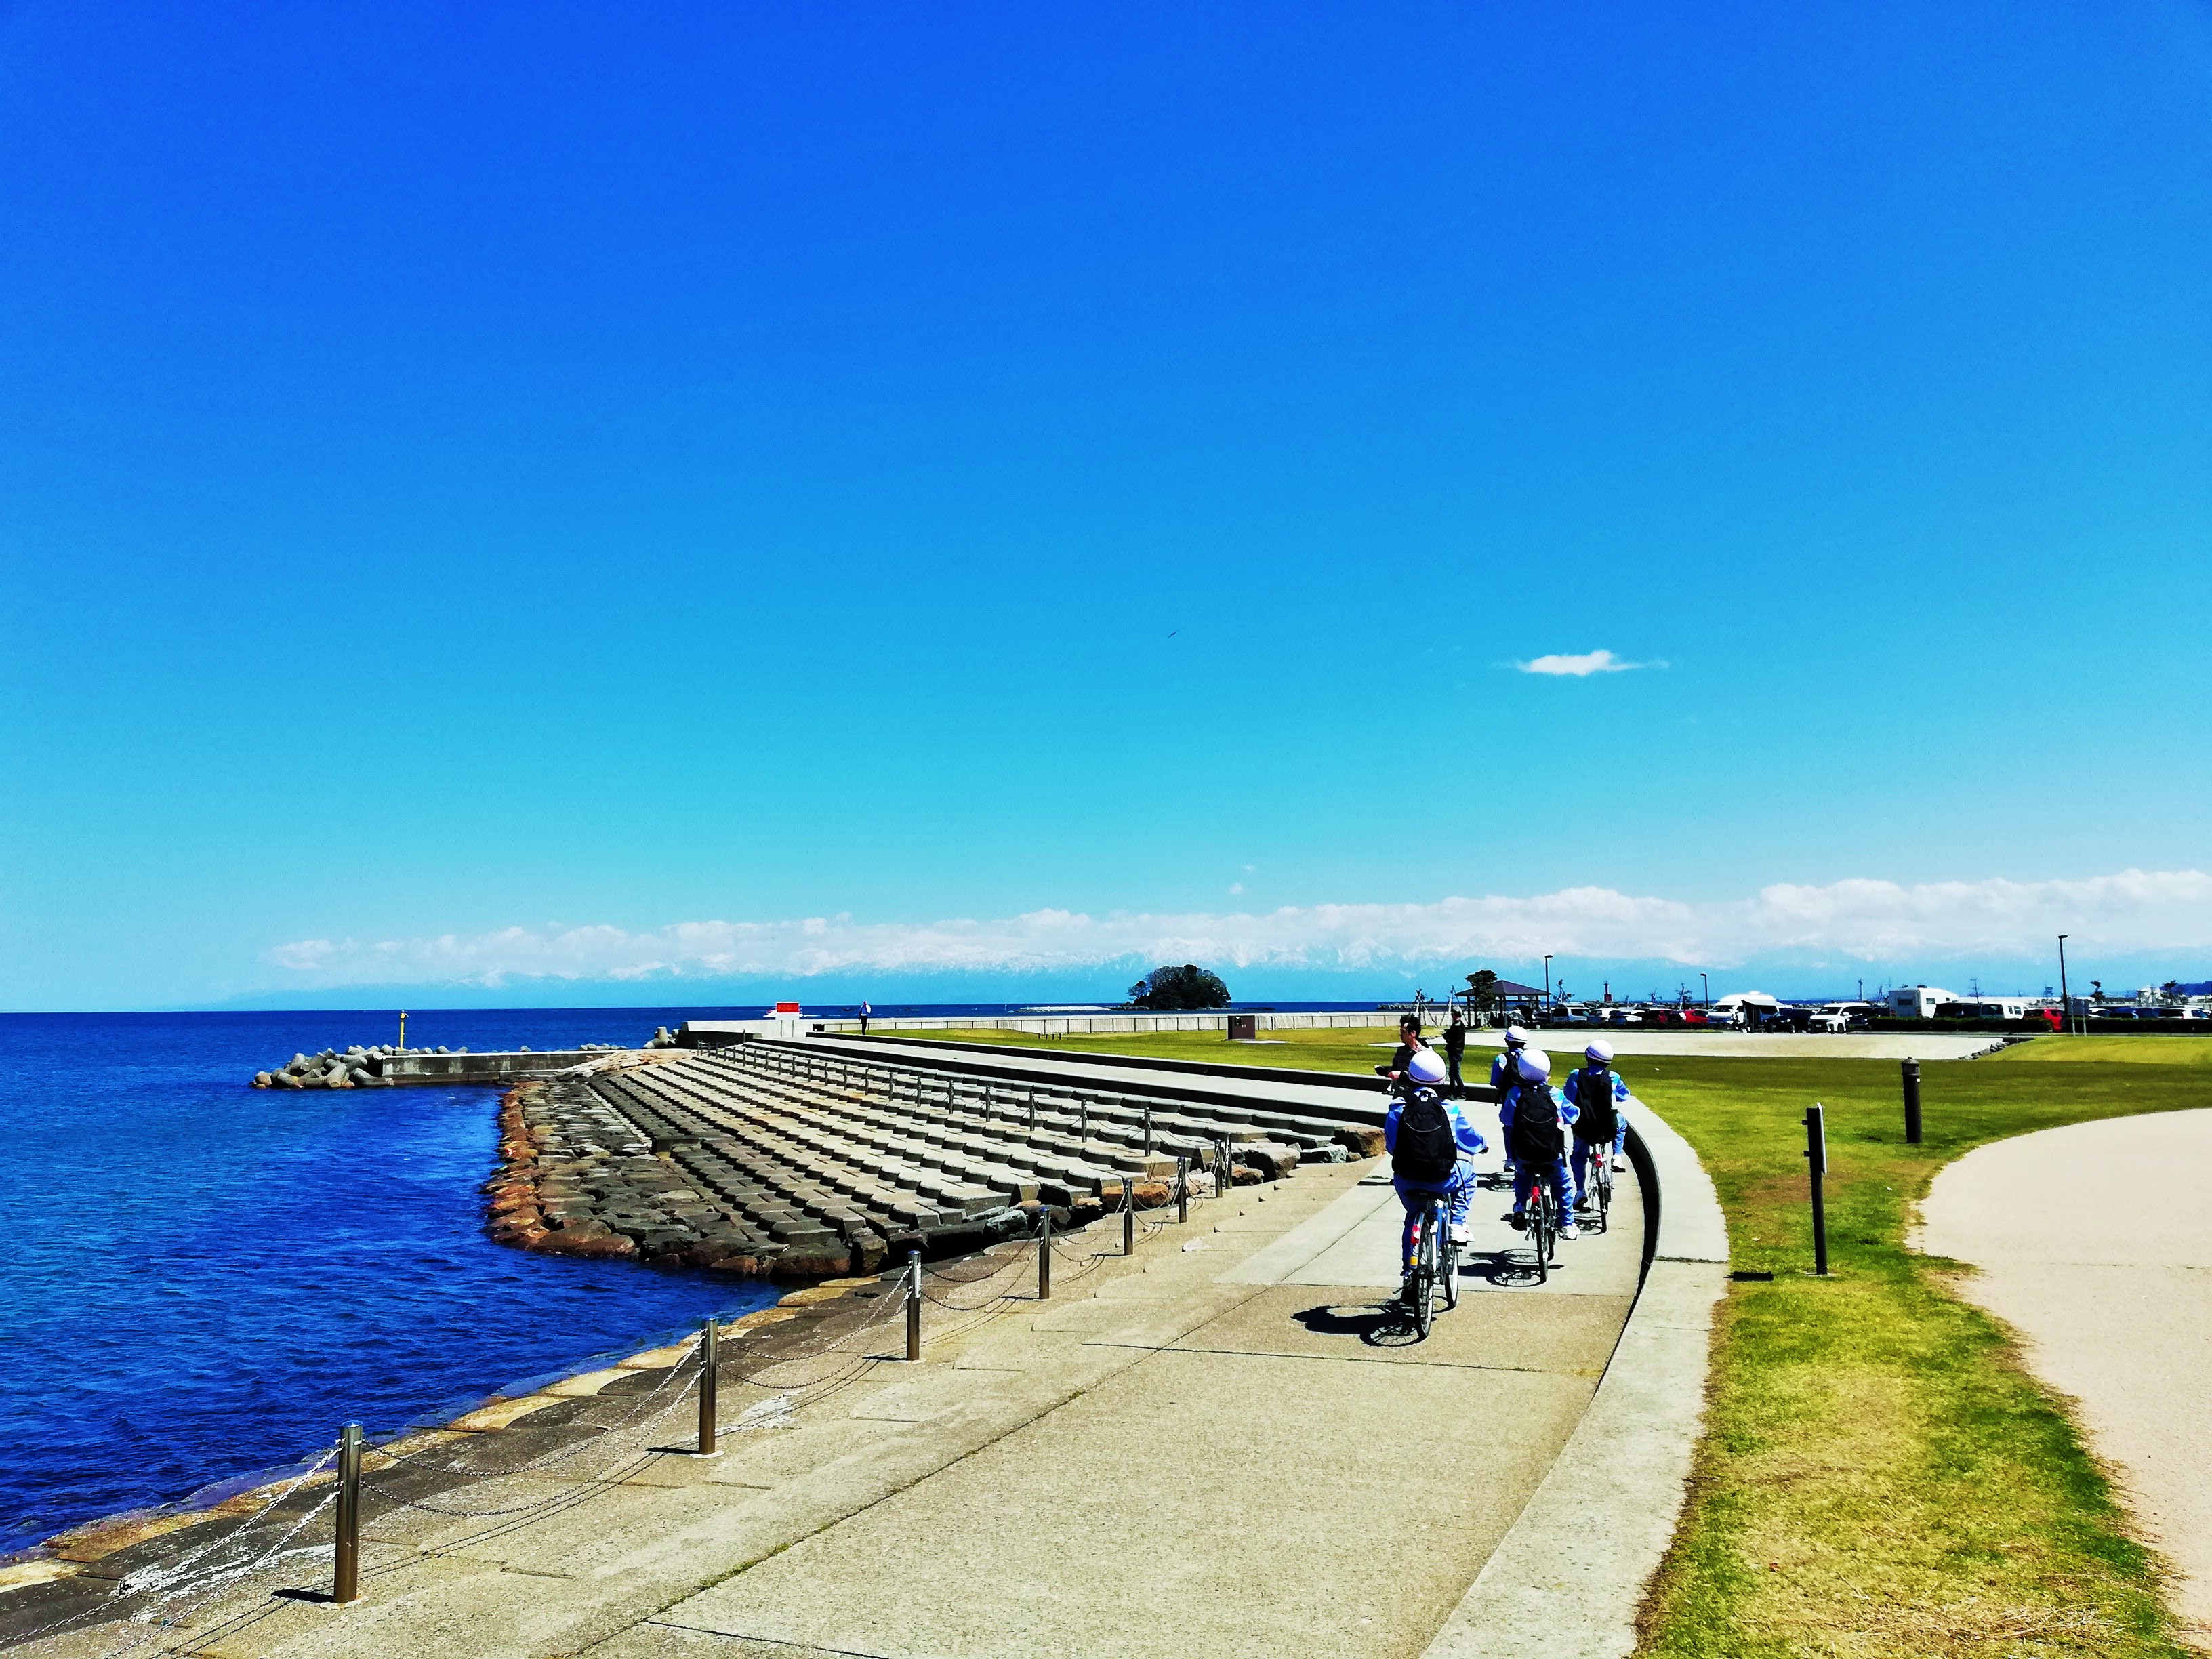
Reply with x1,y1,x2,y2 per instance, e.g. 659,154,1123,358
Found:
842,1031,2008,1065
1921,1108,2212,1647
16,1147,1650,1659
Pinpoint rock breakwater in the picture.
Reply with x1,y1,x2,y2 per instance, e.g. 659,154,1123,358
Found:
251,1042,632,1089
482,1040,1374,1281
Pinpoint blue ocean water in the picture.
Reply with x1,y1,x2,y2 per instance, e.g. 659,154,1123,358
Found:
0,1008,787,1557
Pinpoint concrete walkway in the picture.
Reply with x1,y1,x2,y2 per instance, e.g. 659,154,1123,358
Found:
851,1031,2006,1068
1920,1109,2212,1647
21,1158,1644,1659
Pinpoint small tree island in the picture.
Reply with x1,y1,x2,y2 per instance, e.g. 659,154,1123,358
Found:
1127,964,1231,1010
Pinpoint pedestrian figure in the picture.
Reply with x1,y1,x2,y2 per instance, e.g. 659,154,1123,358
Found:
1443,1012,1468,1098
859,1001,872,1035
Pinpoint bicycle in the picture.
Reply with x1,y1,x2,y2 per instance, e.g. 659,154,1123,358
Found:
1522,1171,1559,1284
1578,1141,1614,1234
1401,1193,1459,1337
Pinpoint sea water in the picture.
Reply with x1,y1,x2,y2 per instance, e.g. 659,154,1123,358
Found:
0,1009,787,1556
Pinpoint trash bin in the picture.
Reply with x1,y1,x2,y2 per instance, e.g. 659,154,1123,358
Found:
1227,1015,1258,1040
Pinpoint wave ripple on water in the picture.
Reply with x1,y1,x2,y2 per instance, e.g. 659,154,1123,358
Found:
0,1008,784,1555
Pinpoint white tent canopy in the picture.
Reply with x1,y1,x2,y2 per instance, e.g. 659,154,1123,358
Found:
1713,991,1782,1008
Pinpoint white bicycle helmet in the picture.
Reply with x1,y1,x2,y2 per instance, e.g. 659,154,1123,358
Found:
1516,1048,1552,1082
1407,1049,1450,1086
1503,1025,1530,1046
1584,1039,1614,1063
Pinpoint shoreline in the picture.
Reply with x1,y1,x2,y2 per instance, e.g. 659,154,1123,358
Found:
0,1265,899,1623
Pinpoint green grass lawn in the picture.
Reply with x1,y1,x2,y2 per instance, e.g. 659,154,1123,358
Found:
912,1025,2209,1656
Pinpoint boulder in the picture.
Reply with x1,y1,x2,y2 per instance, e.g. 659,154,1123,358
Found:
272,1071,304,1089
489,1214,544,1246
1238,1141,1300,1181
251,1072,272,1088
704,1254,766,1278
532,1231,636,1260
347,1067,375,1086
773,1250,853,1280
1334,1125,1387,1160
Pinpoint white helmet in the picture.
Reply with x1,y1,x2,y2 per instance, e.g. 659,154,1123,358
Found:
1504,1025,1529,1046
1584,1040,1614,1063
1516,1048,1552,1082
1407,1049,1449,1086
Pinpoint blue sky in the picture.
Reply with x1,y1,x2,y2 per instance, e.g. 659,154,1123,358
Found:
3,1,2209,1011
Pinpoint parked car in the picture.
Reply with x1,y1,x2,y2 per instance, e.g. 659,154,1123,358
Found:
1680,1009,1710,1026
1809,1009,1851,1033
1644,1008,1685,1026
1603,1006,1642,1026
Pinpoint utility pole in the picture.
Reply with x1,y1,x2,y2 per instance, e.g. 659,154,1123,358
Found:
2057,935,2072,1036
1542,955,1553,1016
1700,972,1709,1008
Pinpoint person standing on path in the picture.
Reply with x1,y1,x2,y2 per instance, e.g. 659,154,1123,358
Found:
859,1001,872,1035
1443,1012,1469,1098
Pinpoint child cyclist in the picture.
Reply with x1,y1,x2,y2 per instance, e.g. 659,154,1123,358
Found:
1500,1048,1581,1240
1487,1024,1532,1187
1383,1048,1488,1300
1566,1039,1634,1210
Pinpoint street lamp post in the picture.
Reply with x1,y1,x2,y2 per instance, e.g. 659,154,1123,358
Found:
2057,934,2071,1036
1700,972,1709,1008
1542,955,1553,1017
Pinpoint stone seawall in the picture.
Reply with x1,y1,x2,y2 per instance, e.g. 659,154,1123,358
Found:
480,1042,1383,1282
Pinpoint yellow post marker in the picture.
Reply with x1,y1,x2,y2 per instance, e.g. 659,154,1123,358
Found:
398,1010,407,1053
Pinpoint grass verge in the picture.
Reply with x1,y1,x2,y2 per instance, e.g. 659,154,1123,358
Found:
906,1025,2207,1656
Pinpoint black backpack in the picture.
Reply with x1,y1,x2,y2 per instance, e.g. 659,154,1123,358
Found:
1571,1068,1620,1145
1392,1088,1457,1183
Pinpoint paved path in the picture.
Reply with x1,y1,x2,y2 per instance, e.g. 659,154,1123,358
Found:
858,1031,2005,1067
22,1160,1643,1659
1920,1108,2212,1645
813,1034,1411,1113
1462,1032,2002,1061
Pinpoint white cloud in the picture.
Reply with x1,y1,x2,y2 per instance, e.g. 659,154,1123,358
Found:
266,869,2212,987
1229,883,1245,895
1517,649,1656,677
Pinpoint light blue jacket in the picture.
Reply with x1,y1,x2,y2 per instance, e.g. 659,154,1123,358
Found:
1382,1089,1490,1191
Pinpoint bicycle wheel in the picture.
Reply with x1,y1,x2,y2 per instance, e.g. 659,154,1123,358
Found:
1439,1223,1460,1311
1530,1183,1552,1284
1595,1160,1613,1233
1414,1210,1437,1338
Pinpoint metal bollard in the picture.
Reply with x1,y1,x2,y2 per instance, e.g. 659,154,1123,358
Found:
1803,1104,1830,1275
1038,1212,1052,1300
1080,1099,1090,1143
1027,1090,1037,1132
1177,1155,1190,1223
1124,1175,1136,1256
697,1318,719,1454
905,1250,922,1361
1902,1059,1923,1145
1143,1105,1153,1155
333,1422,362,1603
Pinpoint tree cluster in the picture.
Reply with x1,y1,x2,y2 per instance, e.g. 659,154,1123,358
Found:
1128,964,1231,1010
